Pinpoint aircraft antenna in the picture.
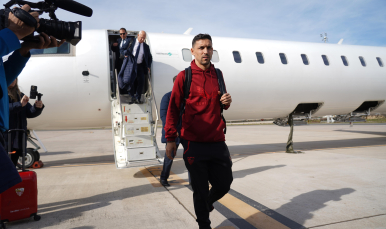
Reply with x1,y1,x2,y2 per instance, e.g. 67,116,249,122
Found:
320,32,328,43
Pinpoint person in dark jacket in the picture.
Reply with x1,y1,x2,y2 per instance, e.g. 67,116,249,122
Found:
111,28,134,75
118,30,152,104
7,78,45,166
159,76,191,186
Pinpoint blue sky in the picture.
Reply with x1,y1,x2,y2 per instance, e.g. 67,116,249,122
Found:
52,0,386,46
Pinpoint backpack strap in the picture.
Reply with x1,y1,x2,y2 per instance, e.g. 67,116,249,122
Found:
215,68,227,134
176,67,192,137
184,67,192,101
215,68,226,105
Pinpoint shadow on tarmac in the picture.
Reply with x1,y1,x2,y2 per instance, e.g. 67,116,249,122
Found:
40,134,385,168
226,137,386,155
232,165,286,179
8,183,181,229
166,158,286,181
72,227,95,229
217,188,356,229
41,151,75,156
10,159,356,228
43,155,115,167
335,129,386,137
274,188,356,226
159,136,386,161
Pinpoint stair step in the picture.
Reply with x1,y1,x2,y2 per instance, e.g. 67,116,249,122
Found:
117,158,161,169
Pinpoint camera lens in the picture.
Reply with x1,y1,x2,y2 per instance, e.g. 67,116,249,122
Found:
37,19,82,46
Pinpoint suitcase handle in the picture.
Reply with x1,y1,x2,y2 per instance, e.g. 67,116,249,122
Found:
8,129,28,172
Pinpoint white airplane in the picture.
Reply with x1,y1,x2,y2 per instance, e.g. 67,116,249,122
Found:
15,29,386,166
19,29,386,129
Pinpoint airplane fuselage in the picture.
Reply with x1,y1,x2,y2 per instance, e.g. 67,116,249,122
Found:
17,30,386,130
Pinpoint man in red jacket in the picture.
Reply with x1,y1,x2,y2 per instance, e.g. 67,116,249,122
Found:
165,34,232,229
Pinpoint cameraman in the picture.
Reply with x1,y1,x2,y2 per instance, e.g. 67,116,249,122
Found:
0,4,64,193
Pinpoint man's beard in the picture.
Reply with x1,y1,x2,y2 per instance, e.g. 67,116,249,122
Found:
200,56,210,66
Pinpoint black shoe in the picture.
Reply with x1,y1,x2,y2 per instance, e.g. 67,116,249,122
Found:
128,97,135,104
134,98,140,104
160,179,170,186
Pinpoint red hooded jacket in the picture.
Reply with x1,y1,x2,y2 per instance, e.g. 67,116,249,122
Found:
165,60,229,142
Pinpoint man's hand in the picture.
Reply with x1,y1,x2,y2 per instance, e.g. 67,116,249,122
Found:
219,92,232,106
35,100,43,108
148,68,151,74
19,33,66,57
21,95,29,107
7,5,39,40
113,42,118,47
166,142,177,160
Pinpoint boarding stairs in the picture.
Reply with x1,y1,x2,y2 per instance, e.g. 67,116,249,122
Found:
111,72,162,169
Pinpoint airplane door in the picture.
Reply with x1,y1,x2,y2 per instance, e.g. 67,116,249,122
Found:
75,30,111,128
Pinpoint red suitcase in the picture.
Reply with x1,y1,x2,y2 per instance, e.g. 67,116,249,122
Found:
0,130,40,229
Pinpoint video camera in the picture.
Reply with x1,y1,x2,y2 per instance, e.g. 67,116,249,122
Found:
0,0,93,46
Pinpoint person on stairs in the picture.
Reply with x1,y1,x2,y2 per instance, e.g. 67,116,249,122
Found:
118,30,152,104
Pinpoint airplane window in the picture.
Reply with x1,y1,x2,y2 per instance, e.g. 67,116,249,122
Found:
279,53,287,64
30,42,71,55
212,50,219,62
321,55,329,66
233,51,242,63
255,52,264,64
301,54,309,65
182,49,192,62
359,56,366,67
376,57,383,67
341,56,349,66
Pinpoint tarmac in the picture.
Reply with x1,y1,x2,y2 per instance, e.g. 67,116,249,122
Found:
5,124,386,229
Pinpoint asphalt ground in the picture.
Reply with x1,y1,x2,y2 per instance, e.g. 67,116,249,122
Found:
4,124,386,229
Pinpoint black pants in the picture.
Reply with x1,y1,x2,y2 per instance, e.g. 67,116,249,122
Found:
10,149,22,167
129,63,146,101
115,58,124,75
160,144,179,180
181,139,233,229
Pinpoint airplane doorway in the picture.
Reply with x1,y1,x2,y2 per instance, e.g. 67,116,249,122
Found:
107,30,151,100
108,30,137,99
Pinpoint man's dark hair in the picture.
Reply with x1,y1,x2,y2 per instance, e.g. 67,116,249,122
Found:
173,75,177,83
120,28,127,33
192,34,212,47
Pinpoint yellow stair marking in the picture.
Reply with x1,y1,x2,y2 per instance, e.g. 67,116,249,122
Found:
218,194,290,229
139,167,162,187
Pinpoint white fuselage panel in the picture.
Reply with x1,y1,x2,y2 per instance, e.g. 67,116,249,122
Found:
17,30,386,129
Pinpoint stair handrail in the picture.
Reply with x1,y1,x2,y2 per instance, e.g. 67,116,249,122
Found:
147,74,159,138
114,69,124,140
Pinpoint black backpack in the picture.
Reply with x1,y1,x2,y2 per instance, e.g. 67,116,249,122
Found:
181,66,227,134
